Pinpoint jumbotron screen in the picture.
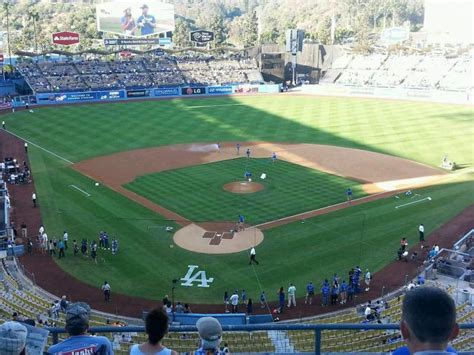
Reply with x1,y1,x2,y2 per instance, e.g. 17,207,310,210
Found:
96,1,175,37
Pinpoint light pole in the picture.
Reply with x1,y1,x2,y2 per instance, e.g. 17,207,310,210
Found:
3,0,12,67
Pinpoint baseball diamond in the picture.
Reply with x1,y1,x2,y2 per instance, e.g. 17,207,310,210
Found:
2,94,472,309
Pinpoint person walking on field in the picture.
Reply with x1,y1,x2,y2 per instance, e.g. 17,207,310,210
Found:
63,231,68,250
58,240,65,259
365,269,372,292
32,192,37,208
24,142,28,153
287,283,296,308
102,281,111,302
305,281,315,305
419,224,425,242
249,247,259,265
1,121,5,130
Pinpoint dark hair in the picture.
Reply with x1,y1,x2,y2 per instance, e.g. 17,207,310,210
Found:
402,287,456,343
145,308,169,345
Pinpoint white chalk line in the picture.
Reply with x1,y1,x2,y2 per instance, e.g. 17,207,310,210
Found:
254,191,392,229
184,103,247,109
69,185,91,197
395,197,432,209
3,129,74,164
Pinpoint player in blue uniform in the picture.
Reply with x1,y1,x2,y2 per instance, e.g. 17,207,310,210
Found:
272,152,277,162
346,187,353,201
305,281,315,305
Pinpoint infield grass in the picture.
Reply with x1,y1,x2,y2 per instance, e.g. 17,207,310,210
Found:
3,95,473,303
125,158,366,224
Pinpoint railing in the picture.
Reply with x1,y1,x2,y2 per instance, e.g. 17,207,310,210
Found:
47,323,474,354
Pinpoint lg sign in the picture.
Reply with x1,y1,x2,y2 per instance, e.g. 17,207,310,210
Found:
52,31,80,46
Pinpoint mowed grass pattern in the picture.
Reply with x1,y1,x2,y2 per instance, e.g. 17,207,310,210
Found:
125,158,365,224
3,95,472,302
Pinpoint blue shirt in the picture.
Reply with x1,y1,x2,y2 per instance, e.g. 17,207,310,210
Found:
347,188,352,195
307,284,314,293
239,215,244,223
137,14,156,36
392,345,456,355
48,335,114,355
340,282,347,291
321,285,330,295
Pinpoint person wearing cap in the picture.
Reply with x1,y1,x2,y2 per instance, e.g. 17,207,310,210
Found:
393,286,459,355
130,308,176,355
47,302,113,355
0,321,27,355
195,317,223,355
137,4,156,36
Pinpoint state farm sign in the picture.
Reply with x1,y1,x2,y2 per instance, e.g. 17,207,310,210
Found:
52,31,80,46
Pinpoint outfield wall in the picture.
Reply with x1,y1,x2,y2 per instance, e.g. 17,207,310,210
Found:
12,84,281,107
299,84,473,105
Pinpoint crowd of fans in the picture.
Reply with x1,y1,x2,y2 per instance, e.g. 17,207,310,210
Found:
16,55,262,93
326,50,473,91
0,286,463,354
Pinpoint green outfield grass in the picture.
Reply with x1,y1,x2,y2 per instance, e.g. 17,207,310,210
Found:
125,158,366,224
4,95,473,303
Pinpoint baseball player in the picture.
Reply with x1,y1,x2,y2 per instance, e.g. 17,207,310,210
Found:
136,4,156,36
272,152,277,162
236,143,240,155
346,187,353,201
246,148,251,158
238,214,245,231
419,224,425,242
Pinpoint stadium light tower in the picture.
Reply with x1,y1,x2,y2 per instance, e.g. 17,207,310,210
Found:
3,0,12,67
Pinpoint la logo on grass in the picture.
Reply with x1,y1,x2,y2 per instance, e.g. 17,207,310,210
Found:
181,265,214,288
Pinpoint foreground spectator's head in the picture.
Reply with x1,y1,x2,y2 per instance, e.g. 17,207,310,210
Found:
196,317,222,351
401,287,459,353
145,308,169,345
65,302,91,336
0,321,28,355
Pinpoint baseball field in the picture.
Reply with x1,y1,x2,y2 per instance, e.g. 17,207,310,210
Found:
3,95,473,305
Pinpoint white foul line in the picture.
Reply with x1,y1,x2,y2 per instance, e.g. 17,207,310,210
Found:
69,185,91,197
184,104,247,109
395,197,432,209
3,130,74,164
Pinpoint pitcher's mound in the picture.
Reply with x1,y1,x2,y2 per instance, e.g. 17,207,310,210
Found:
223,181,264,194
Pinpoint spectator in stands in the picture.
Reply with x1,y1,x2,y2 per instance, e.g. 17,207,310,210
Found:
48,302,113,355
60,295,69,313
394,287,459,355
130,308,177,355
195,317,223,355
184,304,192,314
0,321,27,355
364,301,374,321
175,302,184,313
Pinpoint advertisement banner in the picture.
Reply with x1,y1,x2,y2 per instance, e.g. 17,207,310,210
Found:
126,89,150,98
234,85,259,94
98,90,125,100
189,30,215,43
52,31,80,46
208,86,232,95
104,38,161,46
154,87,180,97
181,87,206,96
96,1,175,37
37,92,98,102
